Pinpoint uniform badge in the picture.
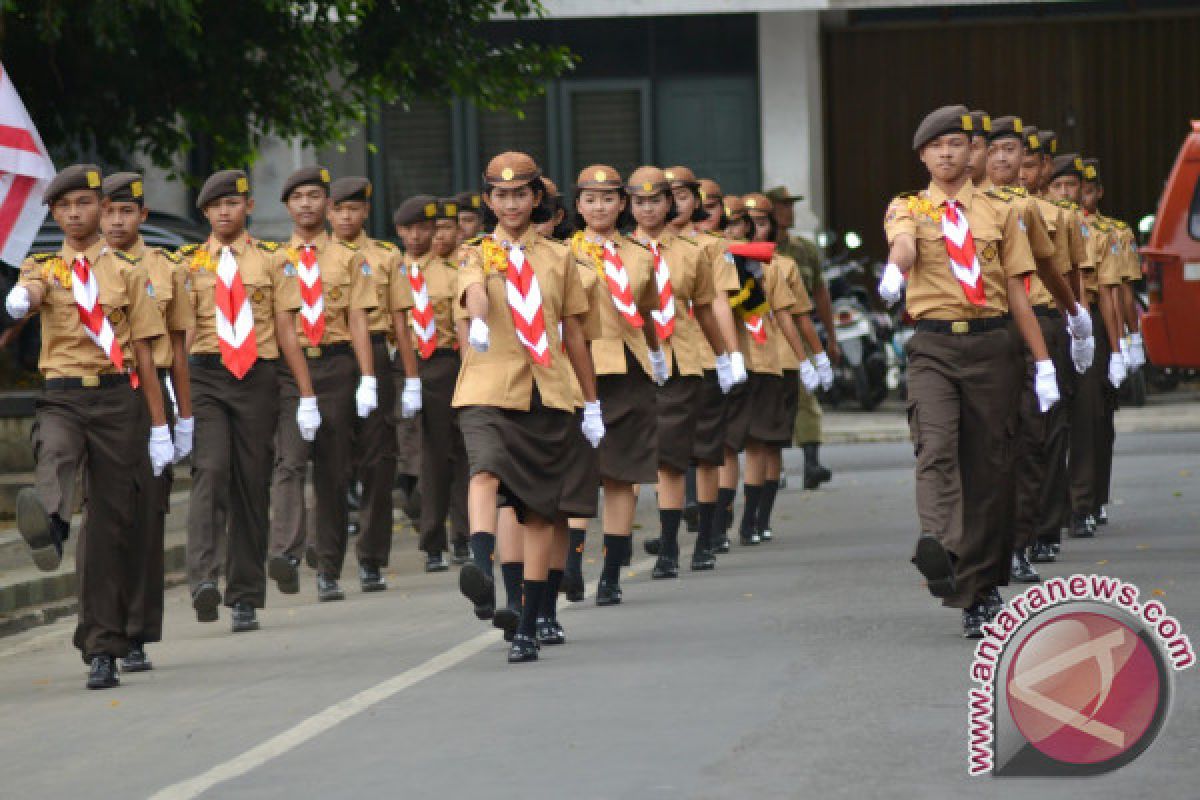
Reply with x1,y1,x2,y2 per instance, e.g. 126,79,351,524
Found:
252,288,265,304
145,279,156,298
360,261,372,277
184,278,192,291
1081,224,1090,238
1017,216,1027,233
329,286,342,302
108,309,125,325
981,242,998,263
283,262,298,277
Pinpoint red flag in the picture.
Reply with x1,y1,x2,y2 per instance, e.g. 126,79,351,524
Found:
0,63,55,266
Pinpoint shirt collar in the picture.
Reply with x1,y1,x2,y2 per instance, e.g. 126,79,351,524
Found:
206,233,253,257
491,225,539,251
288,230,330,251
60,238,107,264
926,179,975,211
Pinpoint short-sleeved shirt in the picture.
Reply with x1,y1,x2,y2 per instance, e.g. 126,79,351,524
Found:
181,234,302,359
883,180,1035,320
283,232,376,346
406,251,459,350
19,239,165,379
451,227,589,412
1081,213,1123,288
340,233,413,335
774,253,814,369
736,256,796,376
633,229,716,377
777,234,826,297
569,231,659,378
119,236,195,368
685,229,741,370
1106,220,1141,282
1050,201,1095,301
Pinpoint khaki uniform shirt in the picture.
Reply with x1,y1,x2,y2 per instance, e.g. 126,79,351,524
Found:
1106,220,1141,282
283,232,376,346
452,227,589,412
181,235,302,360
634,229,716,377
1081,213,1123,288
736,257,796,376
407,251,459,351
774,254,814,369
341,233,413,335
122,237,194,368
569,231,659,378
777,234,826,297
1051,202,1095,302
19,239,165,379
883,180,1035,320
685,229,741,370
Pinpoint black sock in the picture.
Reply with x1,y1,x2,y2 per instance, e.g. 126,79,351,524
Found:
601,534,625,584
740,484,763,534
757,480,779,531
541,569,563,620
566,527,586,575
469,532,495,579
518,580,545,637
659,509,683,559
696,502,715,552
500,562,523,610
715,488,736,539
684,468,697,507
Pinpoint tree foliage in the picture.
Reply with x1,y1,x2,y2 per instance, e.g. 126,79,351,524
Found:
0,1,574,174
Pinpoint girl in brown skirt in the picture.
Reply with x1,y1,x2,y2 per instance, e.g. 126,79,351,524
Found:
454,152,604,663
567,165,666,605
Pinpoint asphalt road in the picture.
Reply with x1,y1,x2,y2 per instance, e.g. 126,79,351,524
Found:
0,432,1197,799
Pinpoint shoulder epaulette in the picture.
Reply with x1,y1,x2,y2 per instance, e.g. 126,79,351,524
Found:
256,240,280,253
1053,199,1078,211
622,234,650,251
339,239,360,252
704,230,725,240
464,235,486,247
984,188,1013,203
676,235,699,247
156,247,183,264
114,250,140,265
30,252,55,263
374,239,397,251
892,190,920,201
1007,186,1028,197
179,243,201,257
1113,219,1129,230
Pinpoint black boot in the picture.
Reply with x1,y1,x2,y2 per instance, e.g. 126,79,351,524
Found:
563,529,586,602
690,502,717,571
1029,540,1057,564
1010,549,1040,583
316,573,344,602
802,443,832,489
359,563,387,592
231,602,259,633
86,655,119,690
1068,512,1094,538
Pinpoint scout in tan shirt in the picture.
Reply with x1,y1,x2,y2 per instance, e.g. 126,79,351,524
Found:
6,165,168,689
878,105,1055,639
182,169,315,635
455,151,601,663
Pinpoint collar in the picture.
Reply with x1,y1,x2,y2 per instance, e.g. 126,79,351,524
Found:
491,225,539,251
206,233,253,257
60,238,107,265
344,231,371,250
288,230,330,251
926,179,975,211
635,227,676,248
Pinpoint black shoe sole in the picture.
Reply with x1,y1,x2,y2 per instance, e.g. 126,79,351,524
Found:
121,659,153,673
963,625,984,640
493,608,520,642
713,538,730,554
595,590,622,607
425,562,450,573
643,538,661,556
562,573,585,603
317,589,345,602
192,585,220,623
652,563,679,579
690,558,716,571
360,580,387,593
16,489,61,572
231,619,260,633
86,677,119,690
507,648,539,664
914,535,957,599
268,556,300,594
459,564,495,620
1012,572,1041,584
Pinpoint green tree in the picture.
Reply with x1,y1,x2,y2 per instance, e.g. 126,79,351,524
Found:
0,0,573,173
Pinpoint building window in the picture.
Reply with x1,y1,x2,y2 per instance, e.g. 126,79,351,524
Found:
381,98,455,209
477,99,549,178
561,82,651,189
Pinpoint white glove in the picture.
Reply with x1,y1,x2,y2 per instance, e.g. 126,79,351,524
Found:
172,416,194,463
877,262,906,307
5,286,30,320
1119,337,1133,372
148,425,173,477
1128,332,1146,369
1034,359,1060,413
581,400,605,448
468,318,490,352
813,351,835,391
729,351,748,387
296,396,321,441
1107,352,1127,389
355,375,378,419
648,348,669,386
1065,303,1093,340
715,352,734,393
1070,335,1095,374
799,359,820,393
401,377,422,418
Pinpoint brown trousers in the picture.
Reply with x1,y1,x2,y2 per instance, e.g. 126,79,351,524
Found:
1014,316,1073,550
127,373,173,645
353,339,398,568
394,355,421,478
33,382,147,661
906,328,1022,609
1068,306,1113,515
417,350,469,554
270,350,356,578
187,358,278,608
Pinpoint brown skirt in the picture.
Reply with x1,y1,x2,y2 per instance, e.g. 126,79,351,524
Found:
748,373,793,447
656,373,703,472
692,369,727,466
596,352,659,483
560,411,599,518
458,390,573,523
722,376,756,453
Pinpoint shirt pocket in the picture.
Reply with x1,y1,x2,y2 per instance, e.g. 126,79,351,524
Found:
98,281,131,343
189,271,216,322
322,271,351,314
245,280,274,323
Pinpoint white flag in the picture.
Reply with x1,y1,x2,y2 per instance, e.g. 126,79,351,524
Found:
0,63,55,267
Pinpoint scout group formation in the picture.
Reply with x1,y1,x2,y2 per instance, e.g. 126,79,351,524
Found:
880,106,1144,639
4,153,839,688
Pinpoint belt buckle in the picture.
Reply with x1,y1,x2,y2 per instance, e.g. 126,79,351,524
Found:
951,321,970,335
305,346,322,358
81,375,100,388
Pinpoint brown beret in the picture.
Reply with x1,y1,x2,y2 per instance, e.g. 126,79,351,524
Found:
45,164,102,206
764,185,803,203
912,104,972,151
1040,130,1059,156
626,166,670,198
483,151,540,188
1023,126,1043,154
987,115,1024,144
663,166,699,188
101,171,145,205
723,195,748,221
281,165,331,202
330,176,371,204
393,194,440,227
1050,153,1084,181
453,190,482,211
197,169,250,210
968,110,992,138
1081,157,1100,183
742,192,774,215
437,198,459,219
698,179,723,203
576,164,623,190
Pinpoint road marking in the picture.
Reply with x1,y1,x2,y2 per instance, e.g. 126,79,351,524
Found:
148,628,501,800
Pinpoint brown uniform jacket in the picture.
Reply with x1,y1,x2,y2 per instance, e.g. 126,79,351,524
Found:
774,253,814,369
19,239,165,379
738,256,796,376
686,229,741,370
119,237,194,369
633,229,715,377
407,251,459,351
883,180,1035,320
340,233,413,334
1081,213,1123,288
283,232,376,346
181,234,302,360
452,227,589,412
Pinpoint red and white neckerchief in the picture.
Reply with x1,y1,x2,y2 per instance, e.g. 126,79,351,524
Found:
213,245,258,379
295,244,325,345
941,200,987,307
501,240,551,366
70,253,124,373
743,314,767,344
407,259,437,359
646,240,676,340
601,240,643,328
